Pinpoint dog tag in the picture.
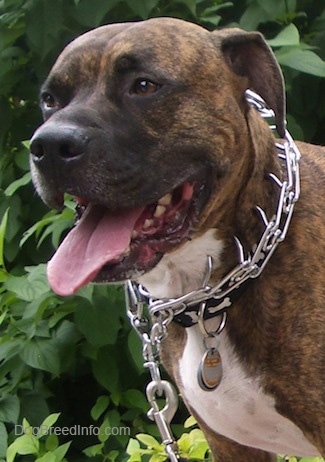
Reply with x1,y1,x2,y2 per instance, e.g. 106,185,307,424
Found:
198,348,222,391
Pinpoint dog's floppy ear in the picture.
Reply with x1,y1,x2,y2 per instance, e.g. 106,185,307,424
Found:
213,28,285,137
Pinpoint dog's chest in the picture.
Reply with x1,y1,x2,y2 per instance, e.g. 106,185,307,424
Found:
179,325,319,457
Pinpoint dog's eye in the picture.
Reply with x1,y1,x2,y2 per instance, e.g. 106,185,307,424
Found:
132,79,161,96
41,92,56,109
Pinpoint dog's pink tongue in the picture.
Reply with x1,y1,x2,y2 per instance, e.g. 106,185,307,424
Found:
47,204,143,296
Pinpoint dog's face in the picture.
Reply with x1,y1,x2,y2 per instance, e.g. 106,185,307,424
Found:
30,18,284,296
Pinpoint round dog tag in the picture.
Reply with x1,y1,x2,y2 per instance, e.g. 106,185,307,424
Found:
197,348,223,391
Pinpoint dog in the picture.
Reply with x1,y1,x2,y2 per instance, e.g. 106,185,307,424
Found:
29,18,325,461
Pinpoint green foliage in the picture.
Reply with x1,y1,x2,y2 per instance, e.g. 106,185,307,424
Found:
126,428,211,462
6,414,71,462
0,0,324,460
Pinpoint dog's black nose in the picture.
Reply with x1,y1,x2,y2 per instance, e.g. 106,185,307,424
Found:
30,124,89,165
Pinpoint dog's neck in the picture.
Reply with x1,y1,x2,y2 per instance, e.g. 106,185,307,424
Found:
139,109,281,300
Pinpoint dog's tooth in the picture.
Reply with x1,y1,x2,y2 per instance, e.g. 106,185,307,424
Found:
154,205,166,218
131,230,138,239
158,192,172,206
143,219,154,229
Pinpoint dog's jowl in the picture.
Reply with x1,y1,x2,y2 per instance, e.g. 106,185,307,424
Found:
29,18,325,462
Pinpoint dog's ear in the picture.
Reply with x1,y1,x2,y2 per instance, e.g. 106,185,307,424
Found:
213,28,285,137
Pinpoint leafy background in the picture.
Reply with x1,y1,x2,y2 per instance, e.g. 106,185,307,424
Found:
0,0,324,460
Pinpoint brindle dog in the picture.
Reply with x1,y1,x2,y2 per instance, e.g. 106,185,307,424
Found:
30,18,325,462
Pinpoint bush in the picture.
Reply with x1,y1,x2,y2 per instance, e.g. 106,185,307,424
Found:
0,0,324,460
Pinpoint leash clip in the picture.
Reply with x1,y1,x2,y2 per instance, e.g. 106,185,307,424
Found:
146,380,178,442
125,281,181,462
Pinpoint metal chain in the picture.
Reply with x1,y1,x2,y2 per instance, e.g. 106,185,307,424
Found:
125,281,181,462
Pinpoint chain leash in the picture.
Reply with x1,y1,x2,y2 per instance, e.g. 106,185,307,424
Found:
125,281,181,462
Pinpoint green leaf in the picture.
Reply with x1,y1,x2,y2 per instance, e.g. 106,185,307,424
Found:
53,319,81,371
37,413,61,438
0,395,20,424
4,172,31,196
20,208,74,249
52,441,71,461
200,3,232,17
98,417,111,443
91,395,110,421
25,1,64,58
0,338,21,362
276,48,325,77
20,338,60,375
136,434,161,449
74,295,121,347
19,394,50,430
5,265,50,301
200,15,222,27
6,434,39,462
0,422,8,458
149,454,167,462
72,0,120,27
188,440,209,459
126,438,141,456
127,329,144,372
127,453,143,462
122,389,148,412
45,434,59,452
20,212,56,247
0,208,9,269
299,459,325,462
177,433,191,453
176,0,197,16
83,443,105,458
35,454,56,462
239,3,269,30
92,345,119,392
184,415,197,428
125,0,159,19
268,24,300,48
108,449,119,461
0,268,8,283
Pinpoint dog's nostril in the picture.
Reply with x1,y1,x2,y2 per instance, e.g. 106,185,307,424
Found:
30,140,45,160
59,142,81,159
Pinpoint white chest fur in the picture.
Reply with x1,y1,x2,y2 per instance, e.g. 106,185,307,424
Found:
139,229,223,299
179,325,320,457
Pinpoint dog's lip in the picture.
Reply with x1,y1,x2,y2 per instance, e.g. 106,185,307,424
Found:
80,181,204,283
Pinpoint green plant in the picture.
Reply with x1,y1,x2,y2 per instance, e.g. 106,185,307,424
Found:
0,0,324,460
6,414,70,462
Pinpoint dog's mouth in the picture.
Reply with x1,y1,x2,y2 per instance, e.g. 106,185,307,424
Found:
47,181,206,296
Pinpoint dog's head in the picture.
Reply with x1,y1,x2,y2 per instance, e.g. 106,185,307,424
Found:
30,18,284,296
